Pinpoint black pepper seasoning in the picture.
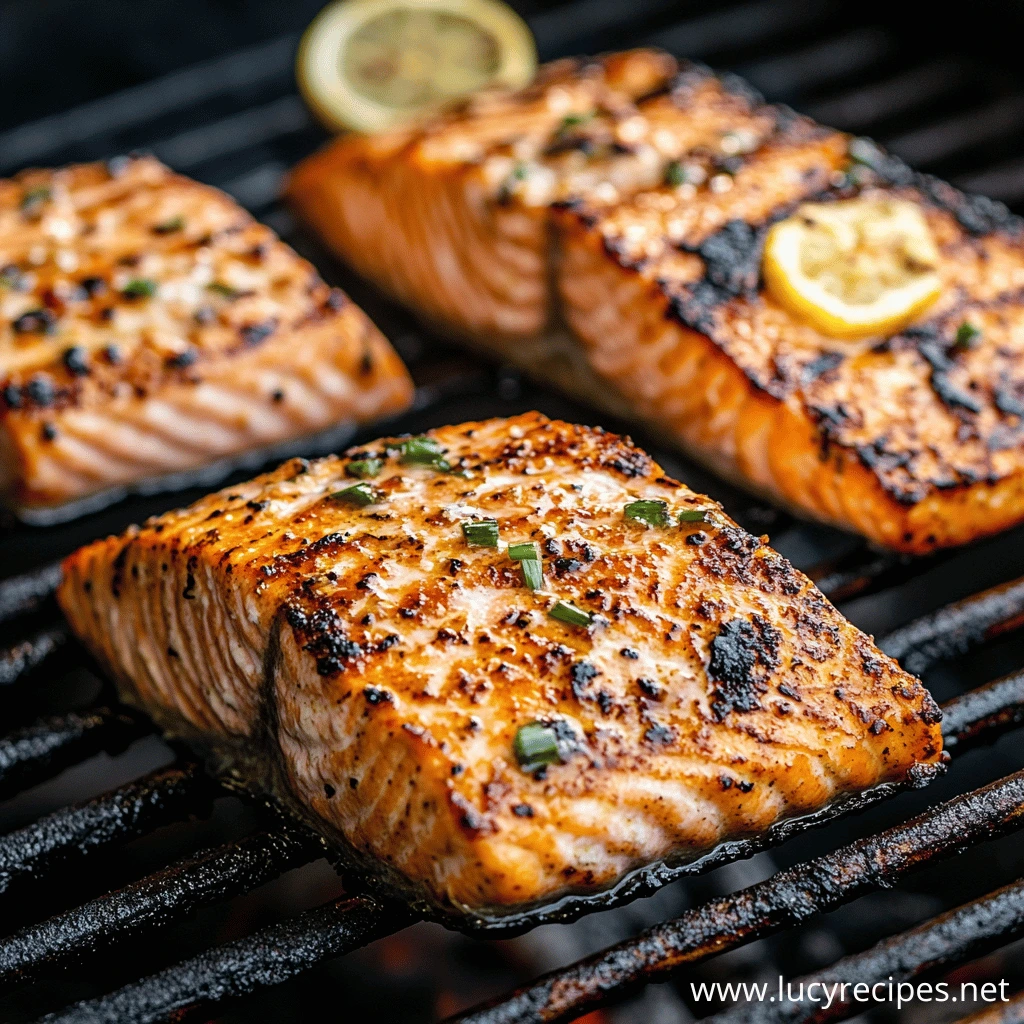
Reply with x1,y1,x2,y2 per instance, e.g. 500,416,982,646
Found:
62,346,90,376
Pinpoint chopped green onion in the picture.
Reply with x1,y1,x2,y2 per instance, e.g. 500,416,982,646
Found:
549,600,592,628
521,558,544,591
122,278,158,299
954,321,982,351
154,216,185,233
511,161,529,180
624,499,670,527
20,186,51,212
678,507,712,524
513,722,561,773
558,111,593,132
346,458,382,479
664,160,687,187
396,436,451,471
332,482,379,506
208,281,241,299
508,541,541,561
462,519,499,547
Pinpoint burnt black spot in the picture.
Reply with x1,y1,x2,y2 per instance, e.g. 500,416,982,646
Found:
801,350,844,383
995,385,1024,418
13,308,57,335
644,722,674,744
363,686,392,705
692,219,762,295
914,334,984,414
324,783,336,798
287,604,364,675
62,346,90,376
570,661,599,700
620,647,639,660
40,422,57,441
512,803,534,817
167,348,198,369
737,780,755,793
240,318,277,347
554,558,583,576
707,616,782,721
3,385,22,409
25,375,55,407
637,677,661,698
79,276,107,297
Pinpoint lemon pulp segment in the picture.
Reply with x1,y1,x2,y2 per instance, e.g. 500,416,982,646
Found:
763,197,942,340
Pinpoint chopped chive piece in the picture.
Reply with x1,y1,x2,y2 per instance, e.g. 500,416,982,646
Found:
513,722,561,773
122,278,158,299
624,499,670,527
462,519,499,547
346,458,382,479
20,186,51,212
664,160,687,187
508,541,541,561
549,600,592,628
678,507,712,524
154,216,185,233
332,482,379,506
558,111,593,132
511,161,529,180
208,281,241,298
396,436,451,471
521,558,544,591
954,321,982,351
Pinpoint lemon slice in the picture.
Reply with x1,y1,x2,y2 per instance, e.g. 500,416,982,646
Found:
297,0,537,133
763,197,942,340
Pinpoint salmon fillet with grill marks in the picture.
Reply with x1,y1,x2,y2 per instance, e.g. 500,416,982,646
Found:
58,413,943,920
290,48,1024,553
0,156,412,521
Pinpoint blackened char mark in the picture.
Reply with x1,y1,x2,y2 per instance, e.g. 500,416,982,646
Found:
693,219,762,296
285,603,363,676
802,350,844,384
707,616,782,722
911,329,984,414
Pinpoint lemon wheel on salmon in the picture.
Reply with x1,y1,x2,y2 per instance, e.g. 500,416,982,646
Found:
297,0,537,133
763,197,942,340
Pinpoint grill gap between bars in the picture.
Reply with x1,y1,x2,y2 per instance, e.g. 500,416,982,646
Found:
4,0,1024,1020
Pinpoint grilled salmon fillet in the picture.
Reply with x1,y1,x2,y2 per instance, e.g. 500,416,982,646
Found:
0,155,412,521
289,49,1024,553
59,413,942,919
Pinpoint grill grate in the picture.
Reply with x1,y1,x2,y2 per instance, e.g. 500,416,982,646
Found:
3,0,1024,1021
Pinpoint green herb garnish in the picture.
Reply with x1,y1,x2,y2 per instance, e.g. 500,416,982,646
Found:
346,458,382,479
396,436,451,471
624,499,670,527
677,507,712,524
508,542,541,561
20,187,51,213
549,600,592,628
664,160,687,187
122,278,158,299
513,722,561,773
558,111,594,132
954,321,982,351
154,216,185,234
332,482,380,506
462,519,499,547
521,558,544,591
208,281,241,299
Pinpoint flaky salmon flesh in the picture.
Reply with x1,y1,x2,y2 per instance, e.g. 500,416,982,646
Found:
59,414,943,919
289,49,1024,554
0,155,412,521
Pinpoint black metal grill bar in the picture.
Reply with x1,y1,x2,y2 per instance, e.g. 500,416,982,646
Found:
443,769,1024,1024
0,707,147,801
40,894,412,1024
0,764,210,902
879,574,1024,675
0,624,69,687
0,826,322,987
0,561,62,626
708,878,1024,1024
940,670,1024,752
806,547,923,604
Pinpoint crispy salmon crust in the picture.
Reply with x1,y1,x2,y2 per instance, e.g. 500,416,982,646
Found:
0,156,412,518
290,49,1024,553
59,413,943,918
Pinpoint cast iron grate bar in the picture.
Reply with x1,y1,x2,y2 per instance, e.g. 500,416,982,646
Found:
0,764,210,902
707,878,1024,1024
0,625,70,687
0,826,323,987
0,707,147,800
0,561,62,625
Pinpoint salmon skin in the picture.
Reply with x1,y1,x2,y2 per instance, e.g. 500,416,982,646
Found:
59,413,943,926
289,49,1024,554
0,155,412,522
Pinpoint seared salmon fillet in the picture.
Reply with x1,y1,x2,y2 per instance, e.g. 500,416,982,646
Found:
290,49,1024,553
0,155,412,521
59,413,942,919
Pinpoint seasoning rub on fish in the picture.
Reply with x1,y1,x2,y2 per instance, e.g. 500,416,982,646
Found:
0,156,412,521
290,49,1024,553
59,413,943,920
